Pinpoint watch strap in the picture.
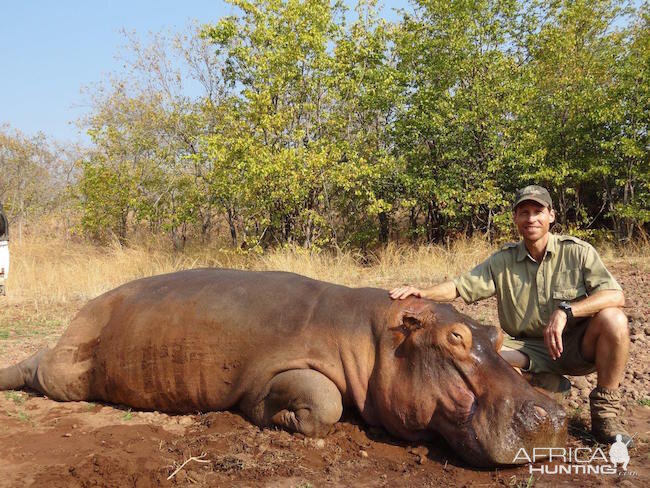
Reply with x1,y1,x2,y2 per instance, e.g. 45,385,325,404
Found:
559,301,573,320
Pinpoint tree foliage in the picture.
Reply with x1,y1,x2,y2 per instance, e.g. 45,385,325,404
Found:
0,126,74,239
71,0,648,248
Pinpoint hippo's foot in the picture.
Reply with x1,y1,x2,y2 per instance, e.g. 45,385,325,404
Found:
245,369,343,437
0,349,48,392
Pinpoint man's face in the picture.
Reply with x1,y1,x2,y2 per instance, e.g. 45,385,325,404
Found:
513,201,555,242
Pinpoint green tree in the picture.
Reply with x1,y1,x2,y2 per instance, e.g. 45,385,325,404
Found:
393,0,523,241
0,126,64,239
202,0,346,248
516,0,628,229
73,0,647,249
602,4,650,238
327,0,402,247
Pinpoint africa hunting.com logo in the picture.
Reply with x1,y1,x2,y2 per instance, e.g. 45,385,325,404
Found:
513,435,633,475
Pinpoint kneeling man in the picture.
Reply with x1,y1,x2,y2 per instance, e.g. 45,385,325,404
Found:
390,185,632,446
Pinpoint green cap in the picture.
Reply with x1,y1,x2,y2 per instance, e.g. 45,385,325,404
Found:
513,185,553,210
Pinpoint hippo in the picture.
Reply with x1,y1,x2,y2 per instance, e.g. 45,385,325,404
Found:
0,268,566,466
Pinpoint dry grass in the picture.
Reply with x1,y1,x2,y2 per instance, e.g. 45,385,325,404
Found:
4,235,492,355
3,234,500,308
2,231,648,312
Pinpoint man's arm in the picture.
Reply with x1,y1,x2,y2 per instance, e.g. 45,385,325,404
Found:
390,255,497,303
545,289,626,360
570,289,625,317
546,242,626,360
389,280,459,301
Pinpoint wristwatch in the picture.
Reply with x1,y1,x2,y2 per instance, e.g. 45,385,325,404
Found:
558,301,573,320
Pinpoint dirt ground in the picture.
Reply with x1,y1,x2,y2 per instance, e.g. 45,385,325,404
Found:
0,261,648,487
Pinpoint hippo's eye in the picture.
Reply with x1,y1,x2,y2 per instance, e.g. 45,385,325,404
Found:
449,331,463,345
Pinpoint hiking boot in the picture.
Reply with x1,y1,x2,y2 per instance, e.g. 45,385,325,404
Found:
522,372,571,402
589,386,634,447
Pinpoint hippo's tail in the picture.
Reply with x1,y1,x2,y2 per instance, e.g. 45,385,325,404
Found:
0,349,47,392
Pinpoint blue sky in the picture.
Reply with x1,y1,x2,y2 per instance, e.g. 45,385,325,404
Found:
0,1,235,143
0,1,639,145
0,0,407,144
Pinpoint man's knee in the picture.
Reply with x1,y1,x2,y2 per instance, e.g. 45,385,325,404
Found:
500,347,530,370
592,307,629,343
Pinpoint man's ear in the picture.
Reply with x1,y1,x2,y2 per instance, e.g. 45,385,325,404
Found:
549,208,556,224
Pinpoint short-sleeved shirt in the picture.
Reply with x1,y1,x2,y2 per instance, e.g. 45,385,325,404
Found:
453,233,622,338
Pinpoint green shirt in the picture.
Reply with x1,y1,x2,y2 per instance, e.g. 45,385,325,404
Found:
453,233,622,338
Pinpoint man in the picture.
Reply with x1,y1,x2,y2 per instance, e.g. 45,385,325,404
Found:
390,185,632,446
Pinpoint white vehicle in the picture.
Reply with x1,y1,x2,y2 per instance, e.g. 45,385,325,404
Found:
0,205,8,296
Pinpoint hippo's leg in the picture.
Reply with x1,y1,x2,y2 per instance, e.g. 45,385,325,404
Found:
34,345,95,401
246,369,343,437
0,349,47,391
0,346,92,401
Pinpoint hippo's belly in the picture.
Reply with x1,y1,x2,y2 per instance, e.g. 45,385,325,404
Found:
90,325,248,412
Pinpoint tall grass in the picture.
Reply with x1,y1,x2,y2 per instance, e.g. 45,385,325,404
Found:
4,233,648,310
4,234,498,308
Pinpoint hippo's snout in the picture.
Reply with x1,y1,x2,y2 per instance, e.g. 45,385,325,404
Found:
534,405,548,419
469,393,568,467
435,377,568,467
515,398,567,433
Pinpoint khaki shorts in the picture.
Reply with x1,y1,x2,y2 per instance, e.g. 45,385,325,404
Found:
502,319,596,376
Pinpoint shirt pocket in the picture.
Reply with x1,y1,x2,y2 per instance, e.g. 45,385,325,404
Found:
552,268,587,303
552,285,587,302
509,273,524,290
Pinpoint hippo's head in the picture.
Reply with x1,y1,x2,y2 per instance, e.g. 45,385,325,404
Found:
371,298,567,467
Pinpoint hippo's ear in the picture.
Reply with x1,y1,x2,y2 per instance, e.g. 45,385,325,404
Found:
395,305,434,333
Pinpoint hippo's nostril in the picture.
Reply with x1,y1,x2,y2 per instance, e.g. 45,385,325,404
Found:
534,405,548,418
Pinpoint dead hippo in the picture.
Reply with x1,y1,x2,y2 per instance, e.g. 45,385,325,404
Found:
0,268,566,466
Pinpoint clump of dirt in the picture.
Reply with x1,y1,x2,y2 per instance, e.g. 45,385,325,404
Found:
0,262,648,487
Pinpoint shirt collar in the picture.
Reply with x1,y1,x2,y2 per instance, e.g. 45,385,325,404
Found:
516,233,556,262
516,241,528,262
545,233,557,255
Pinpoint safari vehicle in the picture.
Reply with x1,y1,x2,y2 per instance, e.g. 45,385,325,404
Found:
0,204,8,296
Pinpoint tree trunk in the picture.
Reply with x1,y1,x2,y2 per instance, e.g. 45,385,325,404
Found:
409,207,419,243
226,206,237,247
378,211,389,244
486,207,493,241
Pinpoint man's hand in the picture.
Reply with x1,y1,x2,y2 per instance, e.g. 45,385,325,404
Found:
389,281,459,302
389,286,423,300
544,309,568,360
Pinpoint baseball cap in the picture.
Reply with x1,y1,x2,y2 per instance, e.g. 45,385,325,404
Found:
513,185,553,210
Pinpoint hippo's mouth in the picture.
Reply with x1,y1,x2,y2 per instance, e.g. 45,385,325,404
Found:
451,361,557,429
438,359,568,467
447,363,478,425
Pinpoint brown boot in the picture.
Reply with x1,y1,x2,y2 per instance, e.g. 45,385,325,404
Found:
522,372,571,402
589,386,634,447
